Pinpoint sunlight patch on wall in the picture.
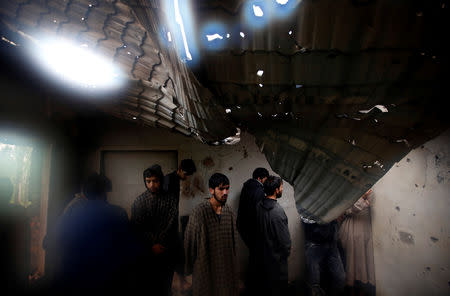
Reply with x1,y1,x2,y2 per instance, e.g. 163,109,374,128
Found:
0,142,33,207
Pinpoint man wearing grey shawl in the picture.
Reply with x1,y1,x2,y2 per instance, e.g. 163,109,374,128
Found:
184,173,239,296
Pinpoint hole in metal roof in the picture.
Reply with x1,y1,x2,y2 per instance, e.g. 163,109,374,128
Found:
1,36,18,46
359,105,388,114
206,34,223,41
253,5,264,17
396,139,410,146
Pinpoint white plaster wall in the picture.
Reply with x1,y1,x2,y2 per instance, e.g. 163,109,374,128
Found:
371,130,450,296
85,122,304,283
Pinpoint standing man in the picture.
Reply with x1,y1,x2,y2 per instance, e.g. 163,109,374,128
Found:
303,218,346,296
52,173,134,295
255,175,291,296
184,173,239,296
163,158,196,203
236,167,269,295
163,159,196,282
131,165,178,296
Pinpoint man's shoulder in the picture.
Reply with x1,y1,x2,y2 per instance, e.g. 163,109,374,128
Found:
223,204,236,219
241,178,262,197
105,203,129,220
188,200,210,224
223,203,234,212
272,201,286,213
243,178,260,188
163,171,178,190
164,171,177,182
272,203,288,222
192,199,210,212
133,191,150,205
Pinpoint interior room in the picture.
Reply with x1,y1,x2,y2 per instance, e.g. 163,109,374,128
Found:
1,1,448,295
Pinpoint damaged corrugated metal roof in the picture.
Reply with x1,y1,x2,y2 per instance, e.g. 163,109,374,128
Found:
0,0,236,143
1,0,448,222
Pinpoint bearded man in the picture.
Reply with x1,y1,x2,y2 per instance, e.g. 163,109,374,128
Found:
255,175,291,296
184,173,239,296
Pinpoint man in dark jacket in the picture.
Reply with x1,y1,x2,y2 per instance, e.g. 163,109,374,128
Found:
255,175,291,296
52,173,135,295
163,159,196,204
163,159,196,276
236,167,269,295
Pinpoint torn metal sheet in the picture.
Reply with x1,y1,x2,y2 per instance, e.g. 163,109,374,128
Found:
1,0,448,223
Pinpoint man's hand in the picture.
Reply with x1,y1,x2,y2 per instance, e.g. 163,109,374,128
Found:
362,189,373,199
362,189,373,205
152,244,166,255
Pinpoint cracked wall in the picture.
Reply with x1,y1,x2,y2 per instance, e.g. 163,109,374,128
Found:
371,130,450,296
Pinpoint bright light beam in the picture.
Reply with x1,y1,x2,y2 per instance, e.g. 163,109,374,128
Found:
34,38,122,90
174,0,192,61
276,0,289,4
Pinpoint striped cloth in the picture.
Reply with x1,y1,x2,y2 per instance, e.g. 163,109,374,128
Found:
184,200,239,296
131,190,178,251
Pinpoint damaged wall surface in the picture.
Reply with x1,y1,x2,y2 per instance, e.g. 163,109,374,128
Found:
1,0,448,222
371,130,450,296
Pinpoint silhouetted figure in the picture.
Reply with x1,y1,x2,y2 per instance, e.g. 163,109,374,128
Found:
131,165,179,296
236,167,269,295
0,177,30,296
163,159,196,275
51,173,134,295
254,176,291,296
303,219,346,296
163,159,196,204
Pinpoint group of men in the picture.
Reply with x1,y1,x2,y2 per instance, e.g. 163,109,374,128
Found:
132,163,292,296
48,160,291,296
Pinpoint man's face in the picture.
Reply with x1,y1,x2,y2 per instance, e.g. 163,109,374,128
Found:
145,176,160,193
275,183,283,199
209,183,230,205
260,176,268,184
